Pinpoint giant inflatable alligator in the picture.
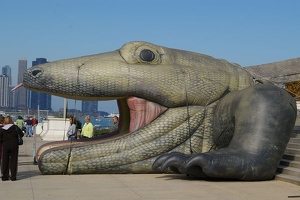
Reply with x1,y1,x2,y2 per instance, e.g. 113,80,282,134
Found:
19,41,299,181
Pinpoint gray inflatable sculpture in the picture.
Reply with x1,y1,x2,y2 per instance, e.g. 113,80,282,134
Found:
20,41,298,181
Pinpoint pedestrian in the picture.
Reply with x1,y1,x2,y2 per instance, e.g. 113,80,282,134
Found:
15,116,25,131
32,116,38,135
81,115,93,138
25,117,33,137
0,116,24,181
109,116,119,132
67,116,77,141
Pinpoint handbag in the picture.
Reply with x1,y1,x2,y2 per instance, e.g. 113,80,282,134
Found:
15,126,23,145
18,134,23,145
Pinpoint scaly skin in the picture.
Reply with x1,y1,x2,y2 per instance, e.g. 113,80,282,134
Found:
22,41,296,180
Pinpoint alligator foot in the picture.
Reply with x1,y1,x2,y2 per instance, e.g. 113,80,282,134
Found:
153,84,297,181
154,150,266,180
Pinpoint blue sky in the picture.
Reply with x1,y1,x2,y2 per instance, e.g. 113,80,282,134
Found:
1,0,300,112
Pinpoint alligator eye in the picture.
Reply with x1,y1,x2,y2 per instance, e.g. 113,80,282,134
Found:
140,49,155,62
32,69,42,76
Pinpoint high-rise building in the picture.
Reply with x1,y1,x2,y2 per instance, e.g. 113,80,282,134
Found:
82,101,98,114
16,58,27,110
2,65,11,86
0,75,10,108
0,65,15,108
30,58,52,111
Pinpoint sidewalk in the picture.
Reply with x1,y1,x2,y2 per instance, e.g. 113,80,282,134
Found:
0,136,299,200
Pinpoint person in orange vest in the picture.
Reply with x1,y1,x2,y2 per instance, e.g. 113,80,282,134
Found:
32,116,38,135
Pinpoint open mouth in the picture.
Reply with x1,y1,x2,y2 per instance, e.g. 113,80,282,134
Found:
13,82,168,141
105,96,168,138
16,61,170,141
34,96,169,161
13,81,169,155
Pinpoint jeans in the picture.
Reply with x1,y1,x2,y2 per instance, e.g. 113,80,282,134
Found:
26,125,33,136
32,125,37,135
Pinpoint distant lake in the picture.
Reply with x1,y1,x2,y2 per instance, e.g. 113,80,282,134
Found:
13,116,114,130
77,117,114,130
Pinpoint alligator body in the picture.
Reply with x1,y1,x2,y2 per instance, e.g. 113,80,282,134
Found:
21,41,297,180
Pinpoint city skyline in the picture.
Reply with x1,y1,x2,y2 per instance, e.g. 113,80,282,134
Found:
1,1,299,113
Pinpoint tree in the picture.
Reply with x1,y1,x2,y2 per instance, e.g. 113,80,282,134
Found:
285,80,300,100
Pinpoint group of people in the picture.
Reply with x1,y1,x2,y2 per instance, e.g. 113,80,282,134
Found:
15,116,38,137
66,115,119,140
0,114,120,181
66,115,93,140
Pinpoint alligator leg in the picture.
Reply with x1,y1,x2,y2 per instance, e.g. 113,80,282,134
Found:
152,84,297,180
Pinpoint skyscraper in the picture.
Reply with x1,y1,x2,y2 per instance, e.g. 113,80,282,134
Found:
0,75,10,108
16,58,27,110
2,65,13,108
2,65,11,86
82,101,98,114
9,85,16,109
30,58,52,111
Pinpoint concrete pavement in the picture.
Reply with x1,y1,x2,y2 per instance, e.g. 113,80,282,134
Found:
0,135,300,200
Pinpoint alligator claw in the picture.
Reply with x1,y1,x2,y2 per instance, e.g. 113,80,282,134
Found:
152,152,189,172
160,152,191,172
153,152,208,178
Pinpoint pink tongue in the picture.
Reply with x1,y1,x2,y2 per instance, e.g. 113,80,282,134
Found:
11,83,24,91
127,97,167,133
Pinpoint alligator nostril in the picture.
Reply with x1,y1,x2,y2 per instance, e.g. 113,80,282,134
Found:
32,69,42,76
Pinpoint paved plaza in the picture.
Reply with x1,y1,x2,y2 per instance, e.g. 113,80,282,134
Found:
0,135,299,200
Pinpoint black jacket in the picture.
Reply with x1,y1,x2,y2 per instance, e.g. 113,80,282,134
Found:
0,124,24,146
